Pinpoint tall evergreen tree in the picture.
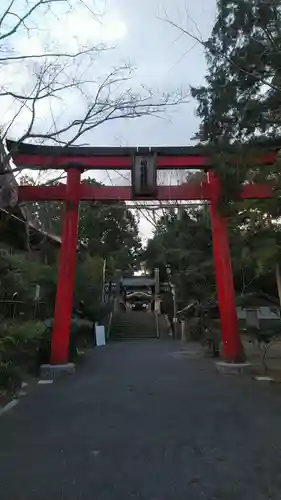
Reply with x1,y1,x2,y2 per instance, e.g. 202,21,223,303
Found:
192,0,281,144
162,1,281,303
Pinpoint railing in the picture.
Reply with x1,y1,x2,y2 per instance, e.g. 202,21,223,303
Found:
106,311,113,341
100,292,115,341
0,300,51,321
155,312,160,339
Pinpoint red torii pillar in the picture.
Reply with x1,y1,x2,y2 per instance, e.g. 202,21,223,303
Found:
50,167,81,364
208,171,244,362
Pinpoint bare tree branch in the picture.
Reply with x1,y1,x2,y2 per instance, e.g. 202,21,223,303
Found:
161,15,281,95
0,0,15,29
0,0,62,41
0,45,107,62
0,0,188,185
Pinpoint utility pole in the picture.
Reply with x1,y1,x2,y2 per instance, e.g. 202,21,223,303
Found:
154,268,160,338
101,258,106,302
166,264,178,337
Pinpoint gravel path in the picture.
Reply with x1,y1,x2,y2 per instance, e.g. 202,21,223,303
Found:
1,340,281,499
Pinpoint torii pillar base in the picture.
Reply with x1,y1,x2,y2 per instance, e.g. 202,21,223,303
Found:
40,363,76,380
216,361,252,375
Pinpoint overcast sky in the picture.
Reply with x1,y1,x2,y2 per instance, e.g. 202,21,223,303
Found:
82,0,216,147
100,0,216,239
2,0,217,242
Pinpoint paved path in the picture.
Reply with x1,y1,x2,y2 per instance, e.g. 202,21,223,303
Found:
1,340,281,499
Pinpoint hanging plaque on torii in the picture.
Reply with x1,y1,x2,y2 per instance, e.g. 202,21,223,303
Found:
132,153,157,198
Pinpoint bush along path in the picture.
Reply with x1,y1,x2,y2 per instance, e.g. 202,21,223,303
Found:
0,317,95,406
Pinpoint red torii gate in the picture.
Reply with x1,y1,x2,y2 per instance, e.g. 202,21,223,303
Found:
8,140,277,365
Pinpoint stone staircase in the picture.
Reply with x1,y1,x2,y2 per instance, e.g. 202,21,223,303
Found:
110,311,170,340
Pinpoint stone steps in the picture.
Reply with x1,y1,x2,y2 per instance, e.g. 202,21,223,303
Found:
110,311,163,340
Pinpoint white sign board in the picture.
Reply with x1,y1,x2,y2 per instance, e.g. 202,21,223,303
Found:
155,298,161,314
95,325,106,347
34,284,40,301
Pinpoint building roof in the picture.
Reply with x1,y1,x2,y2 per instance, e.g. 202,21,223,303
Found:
0,140,87,250
238,292,280,308
0,208,62,246
121,277,155,287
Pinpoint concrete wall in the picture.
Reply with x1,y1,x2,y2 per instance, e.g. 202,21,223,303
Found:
237,306,280,320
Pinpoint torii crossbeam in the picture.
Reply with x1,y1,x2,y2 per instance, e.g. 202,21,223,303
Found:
8,140,278,365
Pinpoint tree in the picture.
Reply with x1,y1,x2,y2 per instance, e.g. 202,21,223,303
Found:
0,0,186,185
144,202,281,309
0,0,187,278
0,251,57,313
132,170,207,232
22,176,141,273
165,1,281,203
19,174,62,235
165,1,281,303
166,1,281,143
144,207,215,306
74,254,107,321
191,1,281,146
228,201,281,298
78,179,142,272
164,2,281,208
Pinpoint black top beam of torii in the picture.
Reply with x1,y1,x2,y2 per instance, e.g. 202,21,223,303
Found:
7,137,281,155
6,137,281,171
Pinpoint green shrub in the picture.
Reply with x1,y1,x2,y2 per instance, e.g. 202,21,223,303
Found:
0,320,46,342
74,256,103,321
0,252,57,306
0,362,22,394
0,321,47,375
37,319,81,366
0,317,94,383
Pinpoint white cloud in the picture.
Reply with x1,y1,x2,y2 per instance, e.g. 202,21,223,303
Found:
0,0,128,139
49,9,127,48
10,2,127,57
14,36,45,58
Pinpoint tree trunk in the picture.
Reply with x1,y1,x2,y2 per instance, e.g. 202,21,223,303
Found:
25,218,31,255
276,263,281,309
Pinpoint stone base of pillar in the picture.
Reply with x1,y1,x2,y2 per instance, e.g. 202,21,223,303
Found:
216,361,252,375
40,363,76,380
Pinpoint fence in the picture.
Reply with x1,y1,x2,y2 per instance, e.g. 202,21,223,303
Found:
0,300,51,321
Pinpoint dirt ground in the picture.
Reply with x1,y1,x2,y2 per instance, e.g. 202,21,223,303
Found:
242,334,281,380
